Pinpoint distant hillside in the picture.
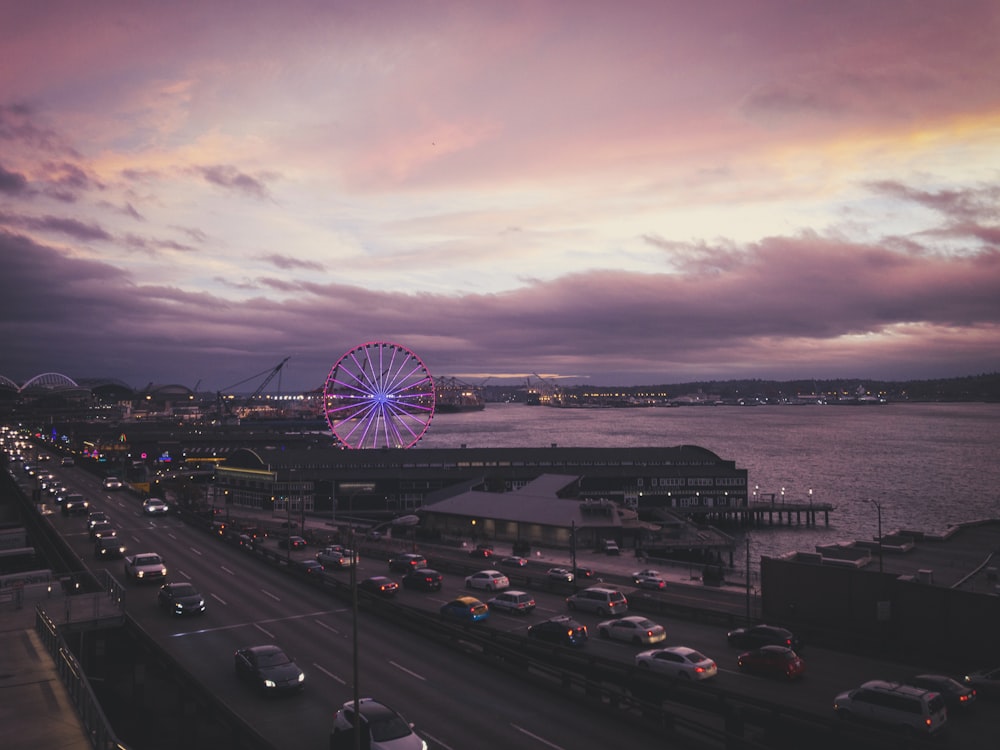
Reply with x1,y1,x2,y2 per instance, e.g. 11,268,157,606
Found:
484,372,1000,403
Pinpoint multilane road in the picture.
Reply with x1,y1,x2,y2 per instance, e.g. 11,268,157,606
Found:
38,465,1000,750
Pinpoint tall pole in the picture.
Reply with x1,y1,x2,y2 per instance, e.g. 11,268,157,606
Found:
869,499,883,573
745,534,752,624
351,524,360,750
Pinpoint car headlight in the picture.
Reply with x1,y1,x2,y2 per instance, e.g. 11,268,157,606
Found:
264,679,277,688
297,672,305,683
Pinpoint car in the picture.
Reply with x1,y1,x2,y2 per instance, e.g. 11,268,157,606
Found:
598,615,666,645
603,540,620,555
636,646,718,680
487,590,536,615
575,566,596,579
964,666,1000,698
157,581,206,615
387,553,427,572
330,697,428,750
527,615,589,647
316,547,356,568
727,624,802,651
631,569,667,590
142,498,169,515
292,559,326,576
124,552,168,582
834,680,948,736
95,536,126,560
904,674,977,711
62,494,90,516
439,596,489,623
469,546,493,559
499,555,528,568
278,535,307,550
736,645,805,680
102,476,124,490
547,567,575,583
60,456,75,467
464,569,509,591
87,510,110,530
90,520,117,540
234,645,305,694
401,568,443,591
566,586,629,616
359,576,399,596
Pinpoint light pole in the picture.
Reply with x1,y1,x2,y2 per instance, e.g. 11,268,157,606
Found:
869,499,883,573
745,534,752,624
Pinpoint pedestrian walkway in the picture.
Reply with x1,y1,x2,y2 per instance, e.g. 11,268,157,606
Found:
0,585,98,750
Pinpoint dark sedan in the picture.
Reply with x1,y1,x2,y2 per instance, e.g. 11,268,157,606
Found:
234,645,305,694
278,535,307,550
291,559,325,576
359,576,400,597
401,568,443,591
905,674,977,710
727,624,802,651
157,582,206,615
737,645,805,680
527,615,588,647
94,536,126,560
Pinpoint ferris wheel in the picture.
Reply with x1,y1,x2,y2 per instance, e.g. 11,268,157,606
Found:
322,341,436,449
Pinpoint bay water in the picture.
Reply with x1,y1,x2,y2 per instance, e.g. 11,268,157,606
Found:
418,402,1000,566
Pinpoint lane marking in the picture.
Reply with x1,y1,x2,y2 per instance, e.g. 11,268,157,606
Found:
261,589,280,602
189,547,203,556
315,620,340,635
220,565,235,576
510,723,565,750
210,592,228,606
312,663,345,684
389,660,426,681
253,623,274,638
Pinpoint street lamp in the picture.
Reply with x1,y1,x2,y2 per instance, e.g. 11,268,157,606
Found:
745,534,752,624
868,499,883,573
781,487,785,505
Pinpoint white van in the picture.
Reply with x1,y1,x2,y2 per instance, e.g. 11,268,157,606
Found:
566,586,628,616
834,680,948,735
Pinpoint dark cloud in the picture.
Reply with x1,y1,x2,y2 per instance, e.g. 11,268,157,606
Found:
1,213,113,242
0,164,29,194
2,227,999,391
259,253,325,271
194,165,272,200
0,103,77,157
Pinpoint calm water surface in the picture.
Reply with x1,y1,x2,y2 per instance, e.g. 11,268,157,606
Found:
418,402,1000,564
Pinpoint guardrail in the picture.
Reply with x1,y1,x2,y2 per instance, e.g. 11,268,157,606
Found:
35,605,130,750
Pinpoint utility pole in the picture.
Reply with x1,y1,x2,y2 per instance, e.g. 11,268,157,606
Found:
745,535,752,624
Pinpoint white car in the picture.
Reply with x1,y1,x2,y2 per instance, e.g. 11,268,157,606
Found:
597,615,666,645
547,567,575,583
102,476,124,490
124,552,168,582
631,569,666,589
330,697,428,750
635,646,718,680
143,497,169,515
464,569,510,591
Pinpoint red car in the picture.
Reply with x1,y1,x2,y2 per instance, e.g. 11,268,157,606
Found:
737,645,805,680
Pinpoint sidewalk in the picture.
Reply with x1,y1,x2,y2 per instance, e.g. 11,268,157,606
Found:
0,587,96,750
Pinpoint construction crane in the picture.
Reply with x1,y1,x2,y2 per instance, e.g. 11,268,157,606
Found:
216,357,291,421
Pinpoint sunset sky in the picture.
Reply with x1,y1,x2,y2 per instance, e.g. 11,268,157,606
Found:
2,0,999,392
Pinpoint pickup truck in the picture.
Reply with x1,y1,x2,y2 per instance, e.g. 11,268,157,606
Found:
124,552,167,582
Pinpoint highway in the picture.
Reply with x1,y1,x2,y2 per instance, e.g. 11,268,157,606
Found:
30,462,1000,750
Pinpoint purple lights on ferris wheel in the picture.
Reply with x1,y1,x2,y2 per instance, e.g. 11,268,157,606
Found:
323,341,436,449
